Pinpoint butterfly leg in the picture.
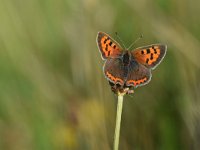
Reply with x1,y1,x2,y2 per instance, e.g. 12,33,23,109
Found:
109,81,121,94
109,81,134,95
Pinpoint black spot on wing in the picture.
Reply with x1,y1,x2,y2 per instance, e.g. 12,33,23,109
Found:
146,58,149,64
104,37,109,44
105,45,108,51
146,49,150,54
150,53,153,60
154,49,157,54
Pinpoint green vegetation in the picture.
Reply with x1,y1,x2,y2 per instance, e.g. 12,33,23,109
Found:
0,0,199,149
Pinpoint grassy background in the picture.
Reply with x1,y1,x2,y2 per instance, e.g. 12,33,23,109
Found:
0,0,200,149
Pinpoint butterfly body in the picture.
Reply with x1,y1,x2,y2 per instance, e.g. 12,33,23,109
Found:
97,32,167,94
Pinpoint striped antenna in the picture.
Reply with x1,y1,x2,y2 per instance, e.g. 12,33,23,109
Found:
115,32,127,49
127,34,143,50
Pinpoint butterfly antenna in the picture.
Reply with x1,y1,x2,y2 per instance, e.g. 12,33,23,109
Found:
115,32,127,49
127,34,143,50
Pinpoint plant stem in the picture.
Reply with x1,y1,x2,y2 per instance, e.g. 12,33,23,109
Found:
113,94,124,150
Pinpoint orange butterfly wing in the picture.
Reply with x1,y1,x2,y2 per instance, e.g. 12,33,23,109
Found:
96,32,122,60
132,44,167,69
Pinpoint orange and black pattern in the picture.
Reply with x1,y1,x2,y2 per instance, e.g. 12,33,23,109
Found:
132,44,166,69
96,31,167,94
97,32,122,59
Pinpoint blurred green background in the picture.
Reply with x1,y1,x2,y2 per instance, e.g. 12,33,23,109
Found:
0,0,200,150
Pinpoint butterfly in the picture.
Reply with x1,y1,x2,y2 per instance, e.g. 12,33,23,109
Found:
96,31,167,94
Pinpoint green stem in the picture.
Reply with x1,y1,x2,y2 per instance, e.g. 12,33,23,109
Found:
113,94,124,150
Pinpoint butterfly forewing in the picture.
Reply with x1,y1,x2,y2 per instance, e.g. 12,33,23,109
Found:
97,32,122,60
132,44,167,69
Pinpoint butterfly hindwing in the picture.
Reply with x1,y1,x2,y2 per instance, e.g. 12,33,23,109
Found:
97,32,122,60
126,61,151,87
104,58,126,86
132,44,167,69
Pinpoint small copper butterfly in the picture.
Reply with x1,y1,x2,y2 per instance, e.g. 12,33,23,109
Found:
96,31,167,94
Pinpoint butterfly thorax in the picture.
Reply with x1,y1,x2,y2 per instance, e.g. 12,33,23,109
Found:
122,50,131,66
